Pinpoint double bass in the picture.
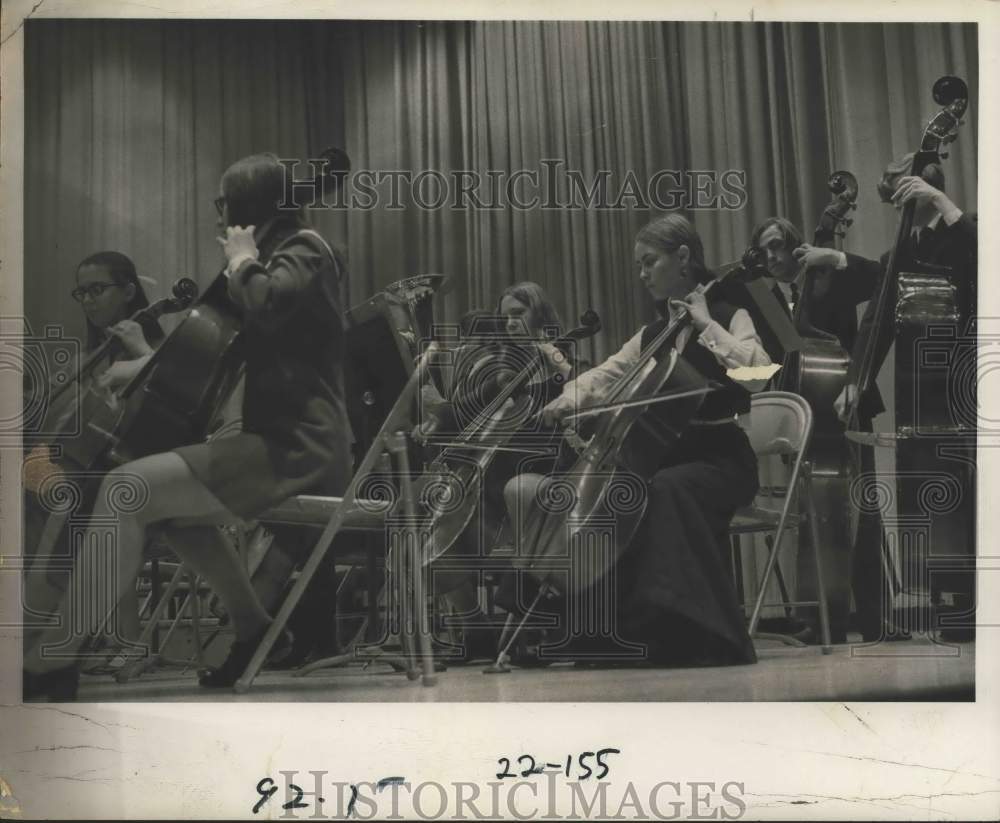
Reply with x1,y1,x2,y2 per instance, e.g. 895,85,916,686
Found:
844,76,974,612
777,170,860,636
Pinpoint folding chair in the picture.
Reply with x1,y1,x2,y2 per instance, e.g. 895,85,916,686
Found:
730,391,833,653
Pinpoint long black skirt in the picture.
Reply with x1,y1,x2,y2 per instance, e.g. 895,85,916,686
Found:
516,423,759,667
612,424,759,665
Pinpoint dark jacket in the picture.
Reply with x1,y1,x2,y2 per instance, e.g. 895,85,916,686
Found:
175,214,353,519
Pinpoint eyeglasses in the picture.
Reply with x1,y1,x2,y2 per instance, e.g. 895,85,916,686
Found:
214,196,227,216
71,282,121,302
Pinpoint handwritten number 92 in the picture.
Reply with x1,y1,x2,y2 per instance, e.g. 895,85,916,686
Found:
254,778,308,814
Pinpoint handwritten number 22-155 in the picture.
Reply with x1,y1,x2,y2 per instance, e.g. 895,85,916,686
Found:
496,749,620,780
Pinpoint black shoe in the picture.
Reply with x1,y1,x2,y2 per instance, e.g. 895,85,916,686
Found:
23,665,81,701
507,630,555,668
198,626,294,688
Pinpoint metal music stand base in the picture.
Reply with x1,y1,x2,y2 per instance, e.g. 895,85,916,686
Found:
231,435,437,692
260,431,438,689
483,585,550,674
295,647,447,680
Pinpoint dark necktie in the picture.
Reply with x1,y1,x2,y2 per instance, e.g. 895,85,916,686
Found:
789,282,800,309
772,283,792,318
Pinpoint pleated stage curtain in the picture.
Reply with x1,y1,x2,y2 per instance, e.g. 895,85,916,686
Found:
25,19,977,366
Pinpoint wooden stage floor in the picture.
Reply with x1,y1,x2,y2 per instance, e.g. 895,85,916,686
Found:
75,636,974,702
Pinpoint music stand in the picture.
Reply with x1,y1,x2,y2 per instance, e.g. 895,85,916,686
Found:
344,274,450,459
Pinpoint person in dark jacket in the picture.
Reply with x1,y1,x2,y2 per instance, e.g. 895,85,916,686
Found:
751,216,889,643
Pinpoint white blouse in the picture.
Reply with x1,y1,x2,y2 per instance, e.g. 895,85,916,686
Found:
562,307,771,407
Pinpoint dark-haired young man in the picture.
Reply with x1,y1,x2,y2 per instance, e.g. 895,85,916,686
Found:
751,216,889,643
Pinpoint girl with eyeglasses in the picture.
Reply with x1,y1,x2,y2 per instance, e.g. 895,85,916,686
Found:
23,253,166,669
70,251,166,387
73,251,164,349
29,252,165,445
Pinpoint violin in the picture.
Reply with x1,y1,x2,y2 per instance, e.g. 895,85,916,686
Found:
411,310,602,564
511,249,764,596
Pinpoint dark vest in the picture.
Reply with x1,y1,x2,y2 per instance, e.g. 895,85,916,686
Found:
639,299,751,420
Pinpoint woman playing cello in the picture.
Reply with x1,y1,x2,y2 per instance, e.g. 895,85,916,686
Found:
505,215,770,666
416,284,576,655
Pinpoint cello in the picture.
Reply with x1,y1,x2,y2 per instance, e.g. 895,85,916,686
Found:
843,76,973,617
33,146,351,492
411,310,602,564
22,262,246,647
26,148,350,577
777,170,859,637
23,277,199,497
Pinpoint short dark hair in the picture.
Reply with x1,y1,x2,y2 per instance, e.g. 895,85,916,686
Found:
220,152,291,227
750,217,803,253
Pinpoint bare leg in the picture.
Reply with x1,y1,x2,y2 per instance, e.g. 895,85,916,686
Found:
158,525,270,641
25,452,260,673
